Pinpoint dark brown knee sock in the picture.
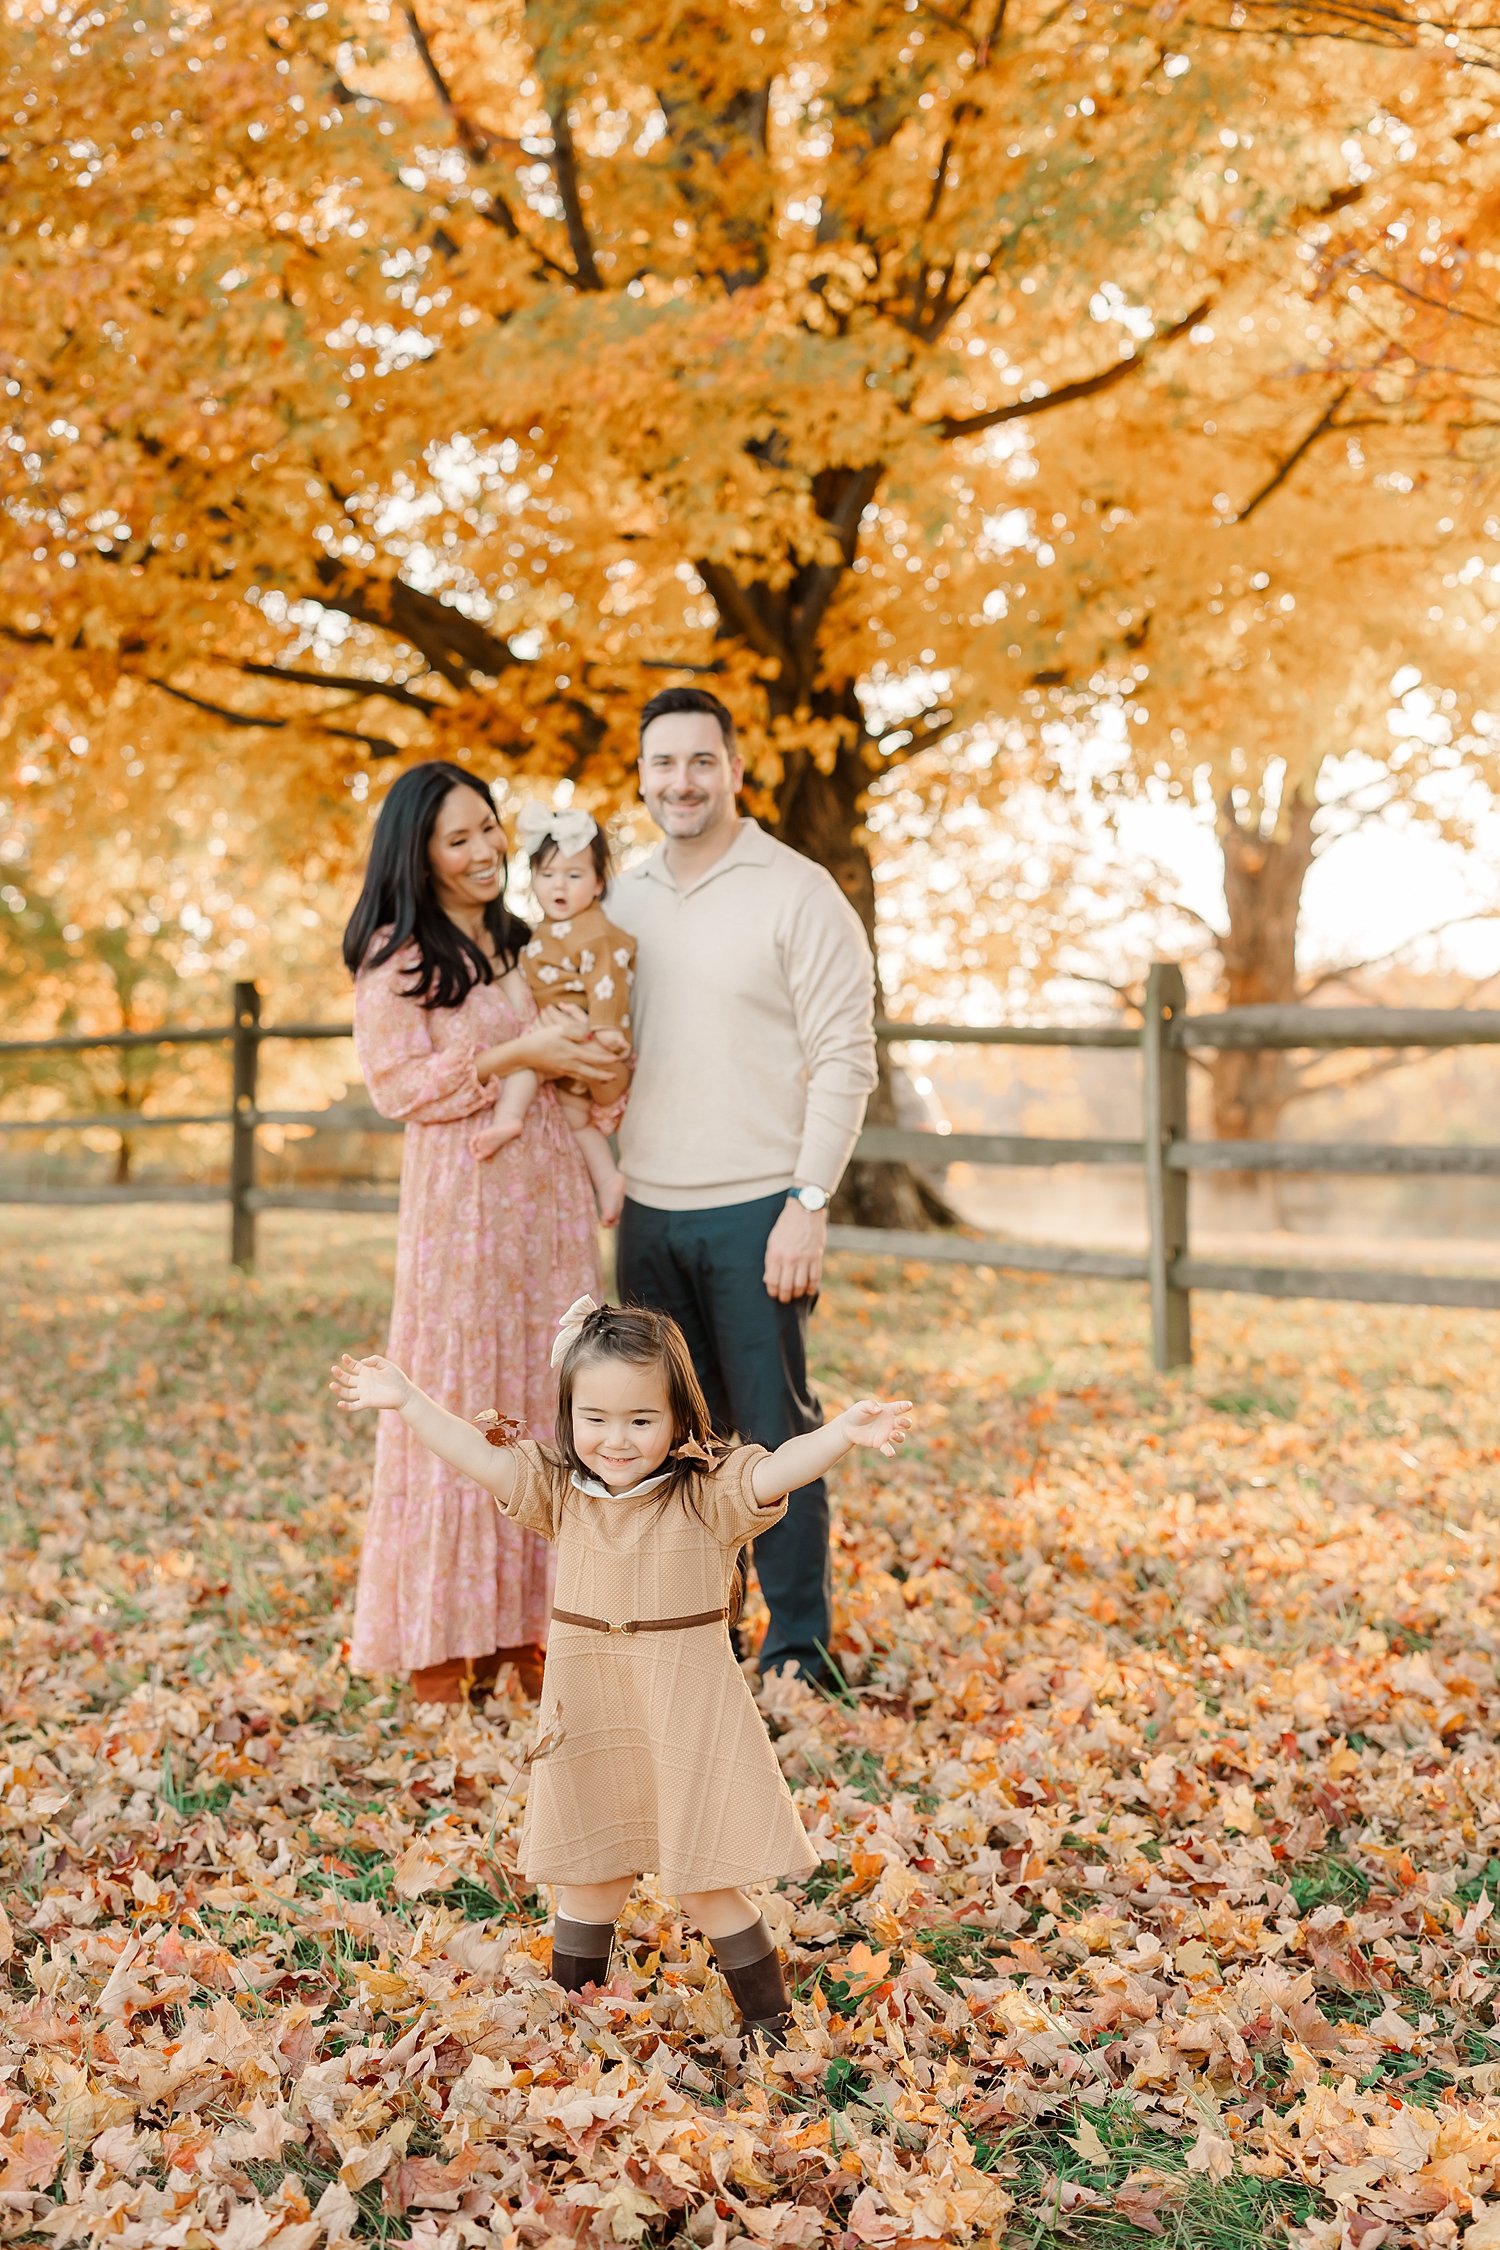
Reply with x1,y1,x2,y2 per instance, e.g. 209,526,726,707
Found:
550,1914,615,1993
710,1915,791,2047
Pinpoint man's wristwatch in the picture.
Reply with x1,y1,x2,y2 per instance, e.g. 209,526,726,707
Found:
787,1184,829,1212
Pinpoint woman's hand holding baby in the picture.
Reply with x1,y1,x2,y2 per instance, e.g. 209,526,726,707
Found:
330,1352,413,1414
836,1397,914,1458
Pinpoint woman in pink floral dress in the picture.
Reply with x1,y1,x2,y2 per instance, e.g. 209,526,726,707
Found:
343,762,625,1703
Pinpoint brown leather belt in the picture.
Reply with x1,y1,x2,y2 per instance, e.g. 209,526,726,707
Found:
550,1606,727,1636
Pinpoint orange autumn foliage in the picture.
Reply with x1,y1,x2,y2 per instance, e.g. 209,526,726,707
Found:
7,0,1500,957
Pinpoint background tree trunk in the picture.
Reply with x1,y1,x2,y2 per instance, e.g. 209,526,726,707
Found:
771,699,952,1229
1212,789,1317,1143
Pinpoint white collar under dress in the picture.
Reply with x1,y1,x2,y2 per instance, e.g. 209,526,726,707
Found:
569,1468,672,1502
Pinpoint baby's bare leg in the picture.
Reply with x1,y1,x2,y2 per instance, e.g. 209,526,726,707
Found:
574,1123,626,1228
553,1086,593,1133
472,1067,538,1158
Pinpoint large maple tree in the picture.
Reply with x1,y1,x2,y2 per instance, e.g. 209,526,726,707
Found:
7,0,1500,1169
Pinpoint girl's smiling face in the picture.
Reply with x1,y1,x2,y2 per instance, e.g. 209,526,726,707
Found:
570,1355,675,1490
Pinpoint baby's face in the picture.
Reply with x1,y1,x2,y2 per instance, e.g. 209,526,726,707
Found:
533,845,603,923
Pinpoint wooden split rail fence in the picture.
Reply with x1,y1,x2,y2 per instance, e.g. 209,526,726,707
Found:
4,963,1500,1369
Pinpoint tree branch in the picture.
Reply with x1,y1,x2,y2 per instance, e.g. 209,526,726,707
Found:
400,5,576,283
1347,258,1500,336
1298,911,1500,998
1232,381,1353,523
694,559,794,669
1158,3,1500,74
788,463,885,677
401,2,491,161
146,678,284,730
546,101,604,291
310,561,519,690
233,660,442,713
1169,899,1229,945
143,676,403,756
934,297,1210,441
913,0,978,38
1061,971,1145,1015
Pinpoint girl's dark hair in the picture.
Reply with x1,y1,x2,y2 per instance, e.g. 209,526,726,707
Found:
530,825,612,891
342,762,531,1009
552,1304,716,1509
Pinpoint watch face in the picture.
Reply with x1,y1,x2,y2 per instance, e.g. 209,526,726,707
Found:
795,1187,828,1211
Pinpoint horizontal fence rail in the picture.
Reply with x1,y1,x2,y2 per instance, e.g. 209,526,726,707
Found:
4,969,1500,1367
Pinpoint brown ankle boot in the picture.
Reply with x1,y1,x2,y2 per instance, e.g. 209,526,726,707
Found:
410,1647,545,1705
550,1914,615,1994
711,1916,791,2048
408,1656,469,1704
493,1642,545,1700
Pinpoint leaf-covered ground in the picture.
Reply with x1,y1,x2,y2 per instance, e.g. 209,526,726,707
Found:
3,1210,1499,2250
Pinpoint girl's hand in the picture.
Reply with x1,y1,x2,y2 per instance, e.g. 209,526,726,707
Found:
839,1397,914,1458
330,1352,412,1414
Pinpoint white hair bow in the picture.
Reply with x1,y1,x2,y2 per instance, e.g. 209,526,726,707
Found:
516,804,600,860
550,1294,599,1367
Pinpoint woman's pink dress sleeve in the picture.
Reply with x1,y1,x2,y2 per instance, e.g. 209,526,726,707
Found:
354,950,491,1124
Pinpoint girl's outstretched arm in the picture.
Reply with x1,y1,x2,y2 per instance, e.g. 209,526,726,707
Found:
749,1397,913,1504
329,1353,523,1505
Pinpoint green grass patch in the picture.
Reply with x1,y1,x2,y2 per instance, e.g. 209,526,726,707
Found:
1455,1856,1500,1908
909,1924,1008,1990
822,2057,870,2110
984,2098,1325,2248
1288,1853,1370,1915
1206,1389,1297,1421
158,1746,234,1820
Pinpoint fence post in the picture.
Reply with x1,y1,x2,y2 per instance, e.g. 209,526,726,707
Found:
230,980,260,1270
1143,961,1191,1371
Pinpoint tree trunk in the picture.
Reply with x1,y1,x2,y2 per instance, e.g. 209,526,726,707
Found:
1212,787,1317,1143
112,1016,140,1186
769,696,951,1229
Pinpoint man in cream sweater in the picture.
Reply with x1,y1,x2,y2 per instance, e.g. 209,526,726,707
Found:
610,686,879,1687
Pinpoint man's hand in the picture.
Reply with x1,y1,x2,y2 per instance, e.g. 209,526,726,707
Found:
763,1197,827,1303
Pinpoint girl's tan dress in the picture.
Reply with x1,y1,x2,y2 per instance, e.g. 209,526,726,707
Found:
498,1442,819,1892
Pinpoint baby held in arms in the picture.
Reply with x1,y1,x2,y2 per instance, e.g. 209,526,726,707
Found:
473,807,635,1223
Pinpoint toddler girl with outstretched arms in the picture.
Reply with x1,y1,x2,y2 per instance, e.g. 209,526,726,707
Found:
331,1296,911,2046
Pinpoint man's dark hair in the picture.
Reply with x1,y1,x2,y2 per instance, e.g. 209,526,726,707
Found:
638,684,736,753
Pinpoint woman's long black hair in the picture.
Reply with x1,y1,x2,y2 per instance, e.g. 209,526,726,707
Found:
342,762,532,1009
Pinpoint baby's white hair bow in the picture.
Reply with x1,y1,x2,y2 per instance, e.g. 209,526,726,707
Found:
550,1294,599,1367
516,804,600,860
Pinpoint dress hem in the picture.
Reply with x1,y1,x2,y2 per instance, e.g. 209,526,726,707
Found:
519,1852,821,1890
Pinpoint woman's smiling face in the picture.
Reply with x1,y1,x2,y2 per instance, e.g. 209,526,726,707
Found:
427,785,505,916
570,1356,675,1490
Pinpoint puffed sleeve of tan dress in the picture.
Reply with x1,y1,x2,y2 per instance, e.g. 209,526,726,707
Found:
694,1444,785,1548
487,1440,570,1542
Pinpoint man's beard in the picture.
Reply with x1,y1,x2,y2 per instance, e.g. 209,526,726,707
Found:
656,796,722,835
